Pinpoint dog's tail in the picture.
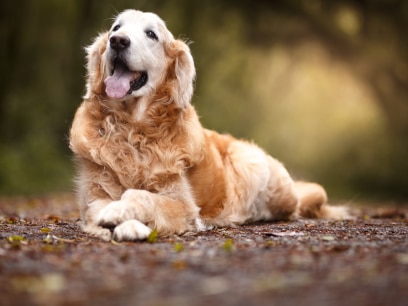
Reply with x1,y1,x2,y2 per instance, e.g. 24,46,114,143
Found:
294,181,350,219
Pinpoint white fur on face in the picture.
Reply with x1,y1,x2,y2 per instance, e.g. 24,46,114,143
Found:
105,10,174,98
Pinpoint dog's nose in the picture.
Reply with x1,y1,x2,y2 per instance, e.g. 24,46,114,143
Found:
110,35,130,50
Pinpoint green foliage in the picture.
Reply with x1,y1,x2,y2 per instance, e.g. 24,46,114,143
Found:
0,0,407,201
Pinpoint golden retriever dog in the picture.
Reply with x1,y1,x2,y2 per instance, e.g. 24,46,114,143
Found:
69,10,348,241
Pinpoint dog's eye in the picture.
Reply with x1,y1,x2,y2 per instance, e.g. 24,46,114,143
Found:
145,30,158,41
112,24,121,32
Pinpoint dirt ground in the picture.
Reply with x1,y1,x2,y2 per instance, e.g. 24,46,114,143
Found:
0,194,407,306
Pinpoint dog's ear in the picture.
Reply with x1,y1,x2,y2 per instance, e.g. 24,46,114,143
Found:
83,32,109,99
167,40,196,109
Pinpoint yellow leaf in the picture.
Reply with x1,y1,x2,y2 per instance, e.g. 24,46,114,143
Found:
173,242,184,252
222,239,234,252
6,235,26,243
147,229,158,243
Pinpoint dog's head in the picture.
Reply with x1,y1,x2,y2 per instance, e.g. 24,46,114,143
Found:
84,10,195,108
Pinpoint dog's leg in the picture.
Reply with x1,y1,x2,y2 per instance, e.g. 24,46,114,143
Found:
96,189,200,241
262,157,349,220
95,179,202,241
262,156,300,221
82,199,113,241
261,153,351,221
215,141,298,224
81,197,153,241
294,181,350,219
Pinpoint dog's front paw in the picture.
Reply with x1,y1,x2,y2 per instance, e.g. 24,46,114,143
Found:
96,200,135,228
82,224,112,241
112,219,152,241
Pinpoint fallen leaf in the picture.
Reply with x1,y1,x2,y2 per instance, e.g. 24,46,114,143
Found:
45,215,61,224
110,239,122,245
6,235,25,242
222,239,234,252
6,235,28,248
174,242,184,252
43,234,53,244
264,231,305,237
6,217,19,224
265,241,277,247
52,235,76,243
172,260,187,270
147,229,158,243
41,244,65,253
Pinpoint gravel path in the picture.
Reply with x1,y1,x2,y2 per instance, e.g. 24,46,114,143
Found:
0,194,407,306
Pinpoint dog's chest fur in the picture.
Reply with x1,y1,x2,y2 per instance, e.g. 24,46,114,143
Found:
71,100,202,195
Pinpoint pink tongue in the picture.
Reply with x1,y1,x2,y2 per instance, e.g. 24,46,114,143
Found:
104,68,135,99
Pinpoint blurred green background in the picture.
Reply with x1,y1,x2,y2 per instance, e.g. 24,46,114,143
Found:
1,0,407,203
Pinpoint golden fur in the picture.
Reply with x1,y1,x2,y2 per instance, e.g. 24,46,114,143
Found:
69,10,348,241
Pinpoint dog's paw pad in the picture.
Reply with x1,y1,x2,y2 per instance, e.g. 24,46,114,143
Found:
112,219,152,241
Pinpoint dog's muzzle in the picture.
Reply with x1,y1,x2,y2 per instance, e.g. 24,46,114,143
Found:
104,35,148,99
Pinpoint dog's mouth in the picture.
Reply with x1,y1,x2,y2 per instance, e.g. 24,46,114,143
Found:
104,58,148,99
